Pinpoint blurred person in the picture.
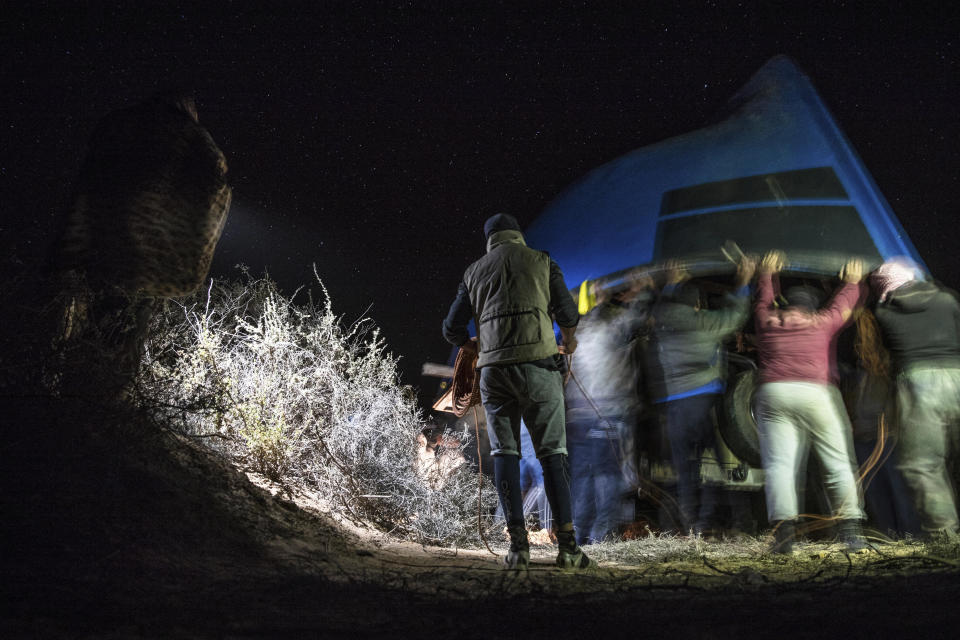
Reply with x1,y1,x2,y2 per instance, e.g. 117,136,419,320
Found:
519,423,553,532
645,255,755,536
753,251,867,553
443,213,595,570
869,258,960,541
416,424,467,490
565,280,651,544
842,358,920,538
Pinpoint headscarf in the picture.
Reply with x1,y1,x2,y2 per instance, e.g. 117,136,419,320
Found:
870,258,918,303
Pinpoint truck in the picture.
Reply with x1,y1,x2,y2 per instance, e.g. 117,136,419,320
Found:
432,55,925,535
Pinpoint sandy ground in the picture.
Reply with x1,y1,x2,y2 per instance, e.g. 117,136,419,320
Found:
4,399,960,639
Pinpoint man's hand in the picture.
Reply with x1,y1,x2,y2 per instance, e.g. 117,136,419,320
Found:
559,326,577,355
735,255,757,287
632,273,655,292
840,258,864,283
558,336,577,355
618,273,655,303
759,250,785,275
663,259,689,286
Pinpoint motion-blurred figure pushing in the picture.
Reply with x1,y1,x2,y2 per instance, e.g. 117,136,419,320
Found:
565,278,651,544
753,251,867,552
646,255,754,536
869,258,960,542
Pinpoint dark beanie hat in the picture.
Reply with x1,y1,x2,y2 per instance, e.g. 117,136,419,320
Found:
483,213,521,238
784,285,824,311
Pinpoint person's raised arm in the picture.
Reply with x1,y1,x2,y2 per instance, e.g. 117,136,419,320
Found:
755,250,784,322
697,254,757,334
824,258,865,327
735,254,757,291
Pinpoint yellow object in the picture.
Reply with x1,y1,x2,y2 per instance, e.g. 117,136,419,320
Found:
578,280,597,315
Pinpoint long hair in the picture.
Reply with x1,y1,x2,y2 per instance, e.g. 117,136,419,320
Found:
854,307,890,380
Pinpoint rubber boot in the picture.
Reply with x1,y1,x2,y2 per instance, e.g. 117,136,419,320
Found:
556,526,597,569
837,519,868,552
771,520,796,554
540,454,574,527
504,524,530,571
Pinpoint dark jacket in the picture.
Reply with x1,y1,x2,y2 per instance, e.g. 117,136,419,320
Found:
874,280,960,373
443,229,578,367
646,289,749,400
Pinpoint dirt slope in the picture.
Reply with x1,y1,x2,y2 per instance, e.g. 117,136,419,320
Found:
3,394,959,638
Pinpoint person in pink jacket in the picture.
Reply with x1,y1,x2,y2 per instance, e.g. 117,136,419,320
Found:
753,250,868,553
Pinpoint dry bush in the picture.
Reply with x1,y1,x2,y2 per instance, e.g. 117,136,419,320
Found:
136,269,499,546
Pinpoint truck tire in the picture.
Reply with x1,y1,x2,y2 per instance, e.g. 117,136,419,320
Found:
720,369,763,467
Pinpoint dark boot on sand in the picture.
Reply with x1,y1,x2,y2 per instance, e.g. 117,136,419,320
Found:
556,528,597,569
837,519,868,552
771,520,796,554
504,524,530,570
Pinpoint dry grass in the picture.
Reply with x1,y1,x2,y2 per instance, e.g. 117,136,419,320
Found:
131,269,960,594
235,467,960,601
135,270,500,547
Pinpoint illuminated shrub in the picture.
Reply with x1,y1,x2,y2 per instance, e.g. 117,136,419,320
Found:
137,270,498,546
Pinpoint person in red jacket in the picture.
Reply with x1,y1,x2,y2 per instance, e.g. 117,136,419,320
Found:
753,250,867,553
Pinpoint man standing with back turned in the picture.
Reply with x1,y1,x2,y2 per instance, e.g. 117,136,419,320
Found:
443,213,596,570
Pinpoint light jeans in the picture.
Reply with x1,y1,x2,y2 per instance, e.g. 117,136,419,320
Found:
895,366,960,534
755,381,864,522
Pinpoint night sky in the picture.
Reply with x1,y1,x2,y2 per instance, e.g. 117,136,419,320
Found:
2,3,958,408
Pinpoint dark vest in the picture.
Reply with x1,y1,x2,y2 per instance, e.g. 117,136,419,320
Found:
463,230,558,367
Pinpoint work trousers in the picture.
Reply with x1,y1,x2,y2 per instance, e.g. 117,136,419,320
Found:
854,440,920,536
895,366,960,534
480,362,567,458
755,381,864,522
